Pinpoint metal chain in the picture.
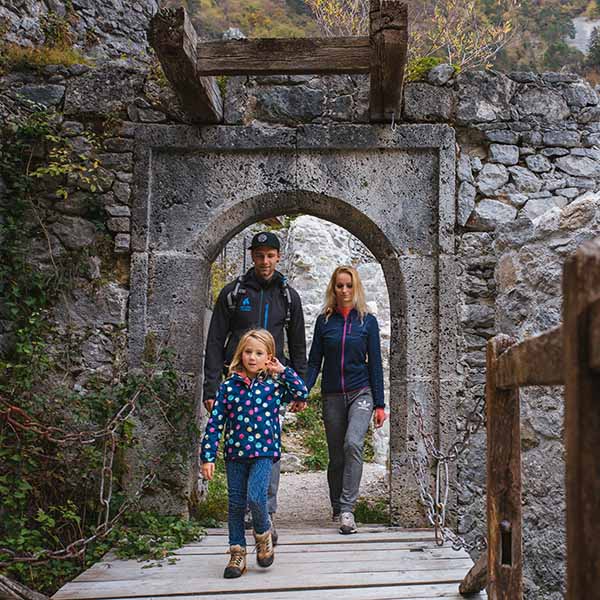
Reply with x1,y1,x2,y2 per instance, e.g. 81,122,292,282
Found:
410,395,488,553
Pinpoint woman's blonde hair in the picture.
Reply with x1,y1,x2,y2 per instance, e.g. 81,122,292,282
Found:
228,329,276,376
322,265,369,321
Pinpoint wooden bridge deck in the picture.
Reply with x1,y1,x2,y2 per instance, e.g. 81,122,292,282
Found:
52,526,486,600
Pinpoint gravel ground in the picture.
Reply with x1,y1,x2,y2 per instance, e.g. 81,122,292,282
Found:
274,463,388,527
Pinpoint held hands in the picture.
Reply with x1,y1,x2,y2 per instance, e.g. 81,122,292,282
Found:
374,407,388,429
266,356,285,375
201,462,215,481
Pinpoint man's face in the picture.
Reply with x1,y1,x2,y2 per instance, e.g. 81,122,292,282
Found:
252,246,280,280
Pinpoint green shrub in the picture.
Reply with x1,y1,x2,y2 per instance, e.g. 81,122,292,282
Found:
194,457,228,525
354,497,389,525
406,56,450,82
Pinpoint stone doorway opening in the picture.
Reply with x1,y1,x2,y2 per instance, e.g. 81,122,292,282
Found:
206,214,392,525
127,123,457,526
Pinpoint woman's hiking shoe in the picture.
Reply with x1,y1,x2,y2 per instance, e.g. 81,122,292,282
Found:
269,514,278,546
224,545,247,578
339,512,357,535
254,530,275,567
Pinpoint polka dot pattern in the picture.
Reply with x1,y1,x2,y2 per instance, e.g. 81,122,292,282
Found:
200,366,308,463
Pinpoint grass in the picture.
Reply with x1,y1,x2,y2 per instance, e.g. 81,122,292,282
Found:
0,43,89,74
354,497,390,525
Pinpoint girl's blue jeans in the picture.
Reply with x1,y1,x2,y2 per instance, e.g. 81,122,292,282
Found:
226,458,272,547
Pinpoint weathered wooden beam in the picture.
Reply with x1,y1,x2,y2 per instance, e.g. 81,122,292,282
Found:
148,8,223,124
369,0,408,122
495,326,563,389
459,552,487,596
563,239,600,600
0,576,48,600
486,335,523,600
589,297,600,371
195,38,371,76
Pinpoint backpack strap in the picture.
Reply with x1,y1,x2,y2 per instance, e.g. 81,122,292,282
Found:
280,276,292,328
226,275,246,314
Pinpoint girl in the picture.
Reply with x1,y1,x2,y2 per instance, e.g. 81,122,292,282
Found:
306,266,387,535
200,329,308,578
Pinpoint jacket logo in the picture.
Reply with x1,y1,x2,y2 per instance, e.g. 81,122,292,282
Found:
239,297,252,312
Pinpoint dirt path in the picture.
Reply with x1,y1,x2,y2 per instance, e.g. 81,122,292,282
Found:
274,463,388,527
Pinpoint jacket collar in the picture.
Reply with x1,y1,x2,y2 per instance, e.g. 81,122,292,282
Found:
245,267,283,290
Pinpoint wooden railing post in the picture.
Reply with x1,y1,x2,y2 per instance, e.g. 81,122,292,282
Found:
563,240,600,600
486,335,523,599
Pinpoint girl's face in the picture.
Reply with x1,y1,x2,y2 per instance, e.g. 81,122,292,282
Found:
334,272,354,308
241,338,270,376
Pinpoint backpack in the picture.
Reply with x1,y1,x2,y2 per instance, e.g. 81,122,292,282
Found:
226,274,292,327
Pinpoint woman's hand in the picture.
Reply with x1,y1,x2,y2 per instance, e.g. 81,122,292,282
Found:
266,357,285,375
374,407,387,429
201,462,215,481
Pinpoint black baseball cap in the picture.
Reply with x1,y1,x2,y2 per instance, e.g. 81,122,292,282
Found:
248,231,280,251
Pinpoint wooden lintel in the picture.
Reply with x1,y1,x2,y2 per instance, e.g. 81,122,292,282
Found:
459,552,487,596
486,335,523,600
196,37,371,76
495,326,563,389
148,8,223,124
369,0,408,123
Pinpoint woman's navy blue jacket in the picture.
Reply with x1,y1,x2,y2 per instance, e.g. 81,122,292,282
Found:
305,309,385,408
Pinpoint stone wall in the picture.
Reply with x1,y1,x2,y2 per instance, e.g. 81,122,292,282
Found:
4,5,600,592
0,0,158,62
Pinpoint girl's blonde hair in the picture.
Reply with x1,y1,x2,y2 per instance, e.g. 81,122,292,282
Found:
322,265,369,321
228,329,276,376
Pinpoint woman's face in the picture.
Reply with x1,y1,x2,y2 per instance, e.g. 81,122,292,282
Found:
241,338,270,376
334,272,354,308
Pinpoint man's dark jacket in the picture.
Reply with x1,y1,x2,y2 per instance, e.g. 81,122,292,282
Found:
203,268,307,401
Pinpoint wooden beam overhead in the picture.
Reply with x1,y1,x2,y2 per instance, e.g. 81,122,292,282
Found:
495,326,564,389
148,8,223,124
369,0,408,122
195,38,371,76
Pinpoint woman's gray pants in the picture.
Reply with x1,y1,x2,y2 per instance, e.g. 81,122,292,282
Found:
323,387,373,514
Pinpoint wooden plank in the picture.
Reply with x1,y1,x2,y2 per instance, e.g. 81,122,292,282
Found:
589,297,600,371
148,7,223,124
495,326,563,389
195,38,370,76
563,239,600,600
202,525,413,535
75,558,474,583
369,0,408,122
57,583,485,600
194,531,435,546
486,335,523,600
174,540,444,555
459,552,487,595
53,568,472,600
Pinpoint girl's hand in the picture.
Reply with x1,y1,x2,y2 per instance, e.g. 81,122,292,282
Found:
201,462,215,481
266,357,285,374
374,407,387,429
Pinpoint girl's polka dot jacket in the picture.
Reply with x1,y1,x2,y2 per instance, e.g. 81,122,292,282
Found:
201,366,308,463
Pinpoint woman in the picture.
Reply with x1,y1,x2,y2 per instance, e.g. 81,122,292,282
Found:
306,266,387,535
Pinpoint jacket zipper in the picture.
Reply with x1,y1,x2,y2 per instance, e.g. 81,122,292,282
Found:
258,289,264,326
264,302,269,328
341,314,348,393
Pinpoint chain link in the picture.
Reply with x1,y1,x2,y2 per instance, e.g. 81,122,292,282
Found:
410,396,488,553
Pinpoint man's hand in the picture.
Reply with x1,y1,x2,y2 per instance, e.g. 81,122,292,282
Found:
289,400,307,413
201,462,215,481
203,398,215,412
374,407,387,429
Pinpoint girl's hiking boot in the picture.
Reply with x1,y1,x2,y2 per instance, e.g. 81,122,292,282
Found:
223,545,246,578
339,512,357,535
254,530,275,567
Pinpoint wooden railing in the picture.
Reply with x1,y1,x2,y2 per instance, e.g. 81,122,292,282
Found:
459,238,600,599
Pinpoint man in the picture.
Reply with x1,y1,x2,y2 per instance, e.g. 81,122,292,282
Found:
203,231,307,541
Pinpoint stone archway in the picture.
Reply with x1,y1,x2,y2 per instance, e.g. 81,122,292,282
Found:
127,123,457,526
